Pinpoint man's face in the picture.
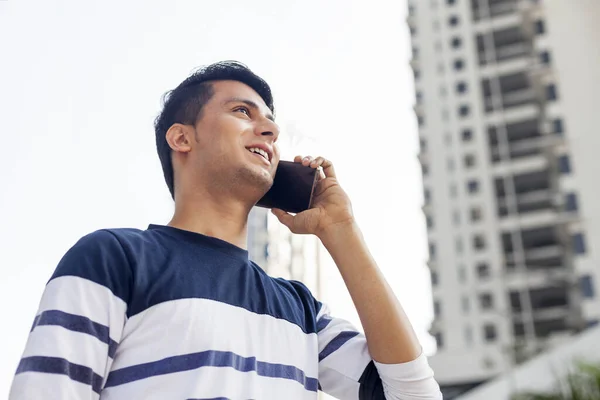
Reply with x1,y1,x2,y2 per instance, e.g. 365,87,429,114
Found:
189,80,280,199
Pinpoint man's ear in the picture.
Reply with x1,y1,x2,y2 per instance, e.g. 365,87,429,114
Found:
165,123,194,154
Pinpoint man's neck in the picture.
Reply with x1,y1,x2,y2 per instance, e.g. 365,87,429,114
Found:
168,189,251,250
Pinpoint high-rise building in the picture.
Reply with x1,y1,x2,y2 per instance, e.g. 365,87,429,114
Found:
408,0,600,396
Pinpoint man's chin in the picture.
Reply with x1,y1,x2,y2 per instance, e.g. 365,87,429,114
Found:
235,166,274,195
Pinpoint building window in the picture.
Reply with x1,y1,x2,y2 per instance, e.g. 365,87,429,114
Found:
453,210,461,225
416,91,423,103
420,138,427,152
418,116,425,126
465,325,473,345
462,296,470,312
434,300,442,317
558,155,571,174
535,20,546,35
565,193,578,212
414,69,421,81
447,0,456,5
410,26,417,36
454,59,465,70
467,180,480,194
451,36,462,48
462,128,473,141
429,242,437,259
470,207,482,222
484,324,497,342
450,183,458,198
572,233,586,255
435,332,444,349
427,215,434,228
546,84,558,101
456,81,467,94
477,263,491,279
448,158,455,171
580,275,595,298
459,105,470,117
422,163,429,176
458,265,467,283
456,237,464,254
445,133,452,145
431,271,439,286
540,51,551,65
473,234,486,251
424,188,431,203
449,15,459,26
553,118,564,135
479,293,493,310
408,3,415,15
464,154,476,168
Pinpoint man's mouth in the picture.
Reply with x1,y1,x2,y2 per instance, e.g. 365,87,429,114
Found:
247,147,271,164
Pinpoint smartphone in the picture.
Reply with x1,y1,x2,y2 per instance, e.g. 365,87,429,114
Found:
255,161,320,214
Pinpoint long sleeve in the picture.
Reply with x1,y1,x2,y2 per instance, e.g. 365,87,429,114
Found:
10,230,132,399
316,303,441,400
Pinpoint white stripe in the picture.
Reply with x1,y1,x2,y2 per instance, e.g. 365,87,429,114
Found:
21,326,107,376
112,298,319,377
39,276,127,343
100,366,315,400
9,372,100,400
318,368,360,400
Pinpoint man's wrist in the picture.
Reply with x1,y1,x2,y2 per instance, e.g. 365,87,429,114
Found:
317,219,362,251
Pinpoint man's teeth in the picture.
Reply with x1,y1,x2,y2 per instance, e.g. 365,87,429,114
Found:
248,147,269,161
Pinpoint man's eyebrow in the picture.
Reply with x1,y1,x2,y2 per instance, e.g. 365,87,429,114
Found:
224,97,274,122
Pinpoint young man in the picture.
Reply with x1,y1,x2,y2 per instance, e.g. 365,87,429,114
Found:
10,61,441,399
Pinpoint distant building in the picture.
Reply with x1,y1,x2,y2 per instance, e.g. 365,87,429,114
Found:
248,207,322,296
408,0,600,397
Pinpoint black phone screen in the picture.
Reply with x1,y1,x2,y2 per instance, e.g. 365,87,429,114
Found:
255,161,319,214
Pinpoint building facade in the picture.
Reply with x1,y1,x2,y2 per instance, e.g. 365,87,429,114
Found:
248,207,322,297
409,0,600,395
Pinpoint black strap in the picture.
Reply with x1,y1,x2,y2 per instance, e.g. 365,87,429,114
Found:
358,361,385,400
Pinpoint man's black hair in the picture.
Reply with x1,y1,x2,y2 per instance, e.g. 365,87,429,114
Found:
154,61,275,199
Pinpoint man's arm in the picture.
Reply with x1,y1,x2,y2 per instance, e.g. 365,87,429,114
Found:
10,230,131,399
320,222,421,364
273,156,441,400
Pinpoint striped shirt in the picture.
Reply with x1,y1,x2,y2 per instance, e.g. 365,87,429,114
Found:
10,224,441,399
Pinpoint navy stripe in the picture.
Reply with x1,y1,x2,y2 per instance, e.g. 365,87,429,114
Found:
16,356,103,394
187,398,231,400
319,331,360,362
105,350,318,392
31,310,118,358
316,316,332,332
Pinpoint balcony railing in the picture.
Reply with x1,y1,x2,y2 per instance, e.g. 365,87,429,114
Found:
473,1,518,21
480,42,531,65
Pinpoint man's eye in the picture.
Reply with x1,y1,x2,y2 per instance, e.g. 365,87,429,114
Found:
235,107,250,116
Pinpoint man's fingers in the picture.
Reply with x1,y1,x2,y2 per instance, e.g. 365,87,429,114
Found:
320,158,336,179
295,155,336,179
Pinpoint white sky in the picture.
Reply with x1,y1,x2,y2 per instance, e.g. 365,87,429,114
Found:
0,0,432,396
